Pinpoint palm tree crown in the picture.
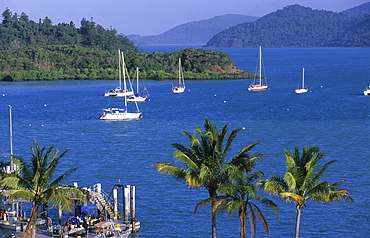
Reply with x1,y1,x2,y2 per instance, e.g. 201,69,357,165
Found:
1,139,86,238
154,118,265,238
264,145,353,238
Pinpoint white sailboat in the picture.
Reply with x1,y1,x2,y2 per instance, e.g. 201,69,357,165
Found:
295,68,308,94
172,58,186,93
104,50,134,97
101,52,142,120
248,46,268,91
364,85,370,96
127,67,150,102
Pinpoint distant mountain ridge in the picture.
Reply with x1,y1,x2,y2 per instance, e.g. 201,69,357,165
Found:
205,4,370,47
341,2,370,17
128,14,258,45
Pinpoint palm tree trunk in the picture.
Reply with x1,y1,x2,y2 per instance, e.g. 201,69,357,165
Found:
22,200,40,238
294,207,302,238
239,204,246,238
211,201,217,238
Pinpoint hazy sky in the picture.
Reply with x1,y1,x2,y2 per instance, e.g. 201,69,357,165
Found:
2,0,369,36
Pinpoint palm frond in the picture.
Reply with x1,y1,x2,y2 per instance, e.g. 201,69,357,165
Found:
194,196,217,214
5,189,33,201
153,162,186,178
283,172,297,192
280,192,305,205
310,180,353,203
247,203,257,238
251,203,270,236
1,176,21,189
50,167,78,188
311,160,336,185
258,197,279,217
173,150,200,170
264,175,288,195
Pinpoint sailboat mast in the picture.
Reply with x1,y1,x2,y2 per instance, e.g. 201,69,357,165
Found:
122,52,128,107
302,68,305,89
8,105,14,171
259,46,262,85
178,58,181,85
118,50,122,89
136,67,139,93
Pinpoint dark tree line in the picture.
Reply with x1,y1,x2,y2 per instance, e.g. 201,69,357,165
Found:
0,45,254,81
0,8,254,81
0,8,137,52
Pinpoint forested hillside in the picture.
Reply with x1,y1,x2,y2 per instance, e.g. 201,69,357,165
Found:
205,4,369,47
0,45,253,81
341,2,370,17
128,14,258,45
0,8,137,52
0,8,252,81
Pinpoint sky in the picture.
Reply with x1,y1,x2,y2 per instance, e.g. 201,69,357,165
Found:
1,0,369,36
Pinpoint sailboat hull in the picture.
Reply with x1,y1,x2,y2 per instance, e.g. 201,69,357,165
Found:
127,96,148,102
295,88,308,93
100,108,142,120
248,85,268,91
364,88,370,96
104,89,134,97
172,86,186,93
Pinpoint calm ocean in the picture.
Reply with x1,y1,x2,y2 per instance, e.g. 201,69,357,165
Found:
0,46,369,237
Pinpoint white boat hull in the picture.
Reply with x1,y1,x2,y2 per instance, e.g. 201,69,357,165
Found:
127,96,147,102
104,89,134,97
100,108,142,120
295,88,308,94
248,85,268,91
364,88,370,96
172,86,186,93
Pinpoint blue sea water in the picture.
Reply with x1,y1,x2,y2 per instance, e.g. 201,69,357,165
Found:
0,46,369,237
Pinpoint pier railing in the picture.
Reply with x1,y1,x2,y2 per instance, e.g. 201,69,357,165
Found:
87,184,123,220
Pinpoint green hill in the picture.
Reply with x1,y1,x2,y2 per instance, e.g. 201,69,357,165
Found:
341,2,370,17
205,4,369,47
0,45,253,81
0,8,253,81
0,8,137,52
128,14,258,45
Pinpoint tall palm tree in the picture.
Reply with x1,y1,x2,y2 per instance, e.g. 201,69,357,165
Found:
153,118,265,238
264,145,353,238
1,139,86,238
213,165,278,238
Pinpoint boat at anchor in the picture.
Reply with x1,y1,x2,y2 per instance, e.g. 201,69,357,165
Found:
248,46,268,91
295,68,308,94
172,58,186,93
104,50,134,97
101,52,142,120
